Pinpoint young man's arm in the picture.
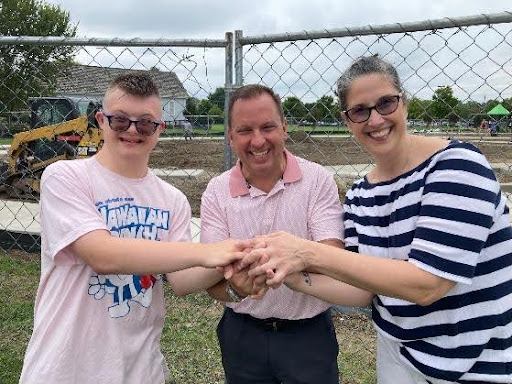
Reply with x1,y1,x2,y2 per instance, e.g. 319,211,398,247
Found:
167,178,229,296
42,161,239,287
165,195,223,296
167,266,223,296
71,230,245,274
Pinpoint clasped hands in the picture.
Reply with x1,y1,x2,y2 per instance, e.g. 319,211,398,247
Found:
218,231,311,300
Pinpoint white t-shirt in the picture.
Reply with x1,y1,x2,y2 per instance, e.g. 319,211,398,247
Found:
19,157,191,384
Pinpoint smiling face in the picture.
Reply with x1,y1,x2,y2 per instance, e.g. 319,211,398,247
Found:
95,87,164,171
343,73,408,162
228,92,287,191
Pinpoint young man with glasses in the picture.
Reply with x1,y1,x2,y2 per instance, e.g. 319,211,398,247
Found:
19,72,245,384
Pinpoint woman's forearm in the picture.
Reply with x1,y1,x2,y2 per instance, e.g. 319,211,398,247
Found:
306,241,455,306
286,271,373,307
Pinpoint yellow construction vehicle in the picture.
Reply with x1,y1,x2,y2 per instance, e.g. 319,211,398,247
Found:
0,97,103,199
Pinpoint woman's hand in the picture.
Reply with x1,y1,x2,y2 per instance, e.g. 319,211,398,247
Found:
240,231,314,287
282,271,305,290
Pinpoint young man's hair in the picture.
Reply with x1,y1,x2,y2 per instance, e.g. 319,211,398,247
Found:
228,84,284,129
107,71,160,98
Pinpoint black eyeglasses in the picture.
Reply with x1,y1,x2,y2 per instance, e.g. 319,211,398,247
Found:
343,93,402,123
101,111,162,136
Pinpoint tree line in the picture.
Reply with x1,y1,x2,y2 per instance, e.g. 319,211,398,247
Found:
407,86,511,125
0,0,76,114
186,86,510,126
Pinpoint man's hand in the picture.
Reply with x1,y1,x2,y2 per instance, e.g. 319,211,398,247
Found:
240,231,313,287
229,254,270,300
228,266,255,298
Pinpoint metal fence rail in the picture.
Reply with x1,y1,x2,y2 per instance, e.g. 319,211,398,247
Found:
1,12,512,383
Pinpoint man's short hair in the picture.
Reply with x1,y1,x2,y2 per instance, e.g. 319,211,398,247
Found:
228,84,284,129
106,71,160,98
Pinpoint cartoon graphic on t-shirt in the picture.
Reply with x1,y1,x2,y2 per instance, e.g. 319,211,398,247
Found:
88,199,170,318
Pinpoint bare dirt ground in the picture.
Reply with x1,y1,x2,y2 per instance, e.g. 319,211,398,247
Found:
149,134,512,216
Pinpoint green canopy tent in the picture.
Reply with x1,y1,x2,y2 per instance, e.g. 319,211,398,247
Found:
487,103,510,133
487,103,510,117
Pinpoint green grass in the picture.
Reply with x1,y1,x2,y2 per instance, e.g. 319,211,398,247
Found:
0,251,376,384
0,138,12,145
162,124,351,137
0,252,40,384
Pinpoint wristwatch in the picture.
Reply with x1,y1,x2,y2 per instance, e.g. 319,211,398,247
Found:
225,281,247,302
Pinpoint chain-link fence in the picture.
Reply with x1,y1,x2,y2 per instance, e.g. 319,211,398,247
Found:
237,12,512,201
1,11,512,384
0,34,235,252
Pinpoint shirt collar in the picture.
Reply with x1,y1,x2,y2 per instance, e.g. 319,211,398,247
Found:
229,149,302,197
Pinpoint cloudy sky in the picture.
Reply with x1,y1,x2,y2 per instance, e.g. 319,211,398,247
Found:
39,1,511,103
43,0,509,39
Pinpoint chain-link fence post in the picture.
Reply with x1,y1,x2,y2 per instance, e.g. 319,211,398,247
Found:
223,32,234,171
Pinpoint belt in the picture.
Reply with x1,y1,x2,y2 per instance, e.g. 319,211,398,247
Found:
237,310,327,332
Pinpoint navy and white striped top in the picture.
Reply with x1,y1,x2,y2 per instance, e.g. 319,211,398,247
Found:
343,140,512,382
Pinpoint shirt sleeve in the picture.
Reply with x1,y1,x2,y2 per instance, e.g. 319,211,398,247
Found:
342,195,359,252
408,146,501,283
307,168,344,243
40,161,108,265
167,191,192,243
200,179,229,244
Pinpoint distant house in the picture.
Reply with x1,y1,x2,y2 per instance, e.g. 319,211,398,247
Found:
56,65,189,123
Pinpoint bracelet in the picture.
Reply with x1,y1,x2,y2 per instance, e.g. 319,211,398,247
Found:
225,281,247,302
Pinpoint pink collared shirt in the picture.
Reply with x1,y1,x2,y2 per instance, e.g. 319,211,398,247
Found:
201,149,344,319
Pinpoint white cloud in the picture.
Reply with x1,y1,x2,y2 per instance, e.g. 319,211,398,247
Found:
44,0,510,38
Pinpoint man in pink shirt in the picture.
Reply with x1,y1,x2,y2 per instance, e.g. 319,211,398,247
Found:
201,84,344,383
18,72,245,384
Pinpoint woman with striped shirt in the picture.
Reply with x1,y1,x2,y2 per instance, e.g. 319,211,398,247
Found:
242,56,512,383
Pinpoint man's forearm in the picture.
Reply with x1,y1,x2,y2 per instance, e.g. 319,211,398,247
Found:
207,279,249,302
207,279,231,302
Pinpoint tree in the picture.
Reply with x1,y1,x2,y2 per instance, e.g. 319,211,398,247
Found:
283,96,307,123
428,86,459,122
453,100,482,122
207,104,223,116
184,97,198,115
331,102,341,123
208,87,225,111
407,97,430,120
0,0,77,113
503,97,512,113
197,99,213,115
310,95,336,124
